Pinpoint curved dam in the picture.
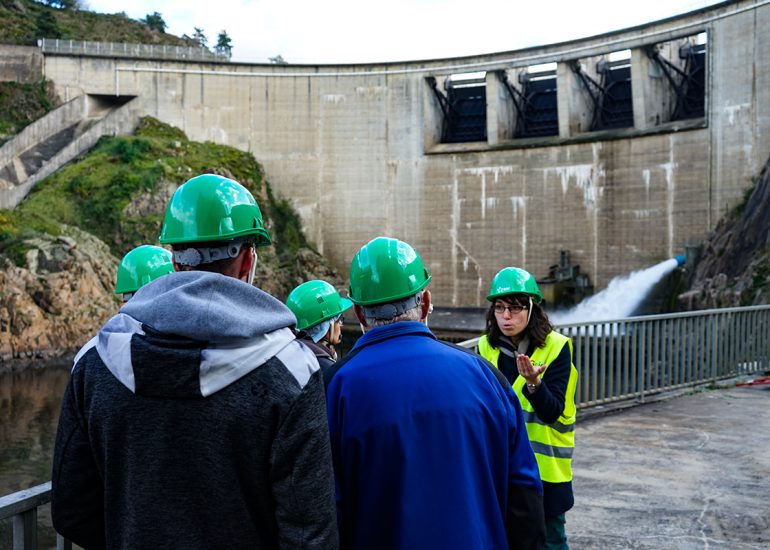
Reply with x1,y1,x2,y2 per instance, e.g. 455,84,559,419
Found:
24,0,770,307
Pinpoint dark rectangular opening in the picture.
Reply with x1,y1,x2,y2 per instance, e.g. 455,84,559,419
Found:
671,42,706,121
516,72,559,138
593,60,634,130
444,82,487,143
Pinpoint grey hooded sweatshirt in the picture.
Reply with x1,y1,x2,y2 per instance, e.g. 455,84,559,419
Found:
51,271,338,550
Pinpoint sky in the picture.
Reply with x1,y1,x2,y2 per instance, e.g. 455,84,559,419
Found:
81,0,724,64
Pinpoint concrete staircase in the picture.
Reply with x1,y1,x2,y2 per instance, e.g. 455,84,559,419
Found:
0,94,140,209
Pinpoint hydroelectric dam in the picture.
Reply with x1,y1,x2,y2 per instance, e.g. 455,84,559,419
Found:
1,0,769,308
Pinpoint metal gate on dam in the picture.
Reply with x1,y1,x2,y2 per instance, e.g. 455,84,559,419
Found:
36,0,770,307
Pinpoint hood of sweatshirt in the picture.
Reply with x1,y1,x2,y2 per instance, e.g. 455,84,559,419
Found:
75,271,299,398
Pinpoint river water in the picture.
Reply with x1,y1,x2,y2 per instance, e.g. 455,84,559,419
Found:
0,360,71,495
0,331,363,548
0,357,71,549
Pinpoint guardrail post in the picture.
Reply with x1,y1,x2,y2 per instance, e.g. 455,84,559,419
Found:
638,322,646,403
57,534,72,550
711,314,717,383
13,508,37,550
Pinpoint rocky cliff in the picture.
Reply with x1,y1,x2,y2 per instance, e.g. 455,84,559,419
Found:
0,118,342,364
0,226,117,362
679,155,770,310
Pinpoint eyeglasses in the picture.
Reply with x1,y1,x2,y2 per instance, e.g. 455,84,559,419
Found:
494,304,528,315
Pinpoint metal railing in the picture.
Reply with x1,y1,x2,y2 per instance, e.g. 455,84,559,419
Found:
3,305,769,548
0,482,70,550
38,38,229,63
459,305,770,408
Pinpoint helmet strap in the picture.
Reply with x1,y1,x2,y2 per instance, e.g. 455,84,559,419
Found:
525,296,533,327
173,240,248,267
361,292,422,321
246,248,258,285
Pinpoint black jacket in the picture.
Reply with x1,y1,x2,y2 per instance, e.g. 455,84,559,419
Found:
51,271,338,549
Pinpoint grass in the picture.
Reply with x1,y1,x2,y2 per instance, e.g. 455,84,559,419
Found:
0,80,58,145
0,0,192,47
0,117,311,275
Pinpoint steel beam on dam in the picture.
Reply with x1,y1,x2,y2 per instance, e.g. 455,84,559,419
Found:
36,0,770,307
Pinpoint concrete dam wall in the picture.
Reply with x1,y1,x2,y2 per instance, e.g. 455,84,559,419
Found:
37,0,770,307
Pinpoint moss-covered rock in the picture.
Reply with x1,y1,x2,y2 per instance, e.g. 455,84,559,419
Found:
0,117,342,360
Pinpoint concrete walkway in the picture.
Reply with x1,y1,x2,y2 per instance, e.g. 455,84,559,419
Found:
569,384,770,549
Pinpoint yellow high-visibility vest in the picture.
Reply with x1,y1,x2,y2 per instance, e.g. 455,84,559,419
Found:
478,331,577,483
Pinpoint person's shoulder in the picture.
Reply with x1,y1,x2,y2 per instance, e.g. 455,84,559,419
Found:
546,330,570,347
270,339,321,391
435,339,511,391
323,346,362,391
435,338,486,358
71,343,104,376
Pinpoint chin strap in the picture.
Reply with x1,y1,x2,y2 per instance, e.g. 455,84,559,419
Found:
246,249,258,285
525,296,533,327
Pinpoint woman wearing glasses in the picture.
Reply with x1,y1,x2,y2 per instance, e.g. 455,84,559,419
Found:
286,280,352,379
478,267,578,550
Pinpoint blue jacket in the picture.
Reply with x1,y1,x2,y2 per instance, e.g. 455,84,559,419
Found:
326,321,545,550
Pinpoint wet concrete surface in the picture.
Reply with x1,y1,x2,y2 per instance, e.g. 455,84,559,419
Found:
569,384,770,549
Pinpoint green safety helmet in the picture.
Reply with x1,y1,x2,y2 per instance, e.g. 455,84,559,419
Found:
348,237,432,306
159,174,271,246
487,267,543,303
286,280,353,331
114,245,175,295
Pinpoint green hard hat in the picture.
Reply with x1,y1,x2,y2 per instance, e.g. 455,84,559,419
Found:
487,267,543,303
348,237,431,306
114,245,175,294
159,174,271,246
286,280,353,331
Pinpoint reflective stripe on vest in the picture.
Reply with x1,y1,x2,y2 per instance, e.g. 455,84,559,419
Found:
478,332,577,483
521,410,575,434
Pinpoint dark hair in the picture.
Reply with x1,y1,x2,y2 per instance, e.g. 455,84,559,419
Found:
484,294,553,350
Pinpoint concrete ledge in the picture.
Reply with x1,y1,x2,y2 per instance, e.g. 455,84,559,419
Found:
426,117,707,155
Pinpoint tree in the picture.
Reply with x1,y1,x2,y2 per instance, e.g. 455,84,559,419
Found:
41,0,78,9
192,27,207,49
143,12,166,33
36,11,62,38
269,55,288,65
214,30,232,59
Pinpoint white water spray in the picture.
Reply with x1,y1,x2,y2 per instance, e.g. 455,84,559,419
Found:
549,258,680,325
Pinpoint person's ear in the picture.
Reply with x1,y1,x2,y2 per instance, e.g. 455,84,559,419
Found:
420,290,432,321
354,305,368,328
237,246,255,281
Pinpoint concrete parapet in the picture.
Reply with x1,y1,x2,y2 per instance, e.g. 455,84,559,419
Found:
38,38,228,63
0,95,88,169
0,96,140,210
0,45,43,83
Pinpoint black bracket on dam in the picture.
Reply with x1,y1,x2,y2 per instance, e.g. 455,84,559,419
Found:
572,59,634,131
646,42,706,121
498,70,559,139
428,76,487,143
